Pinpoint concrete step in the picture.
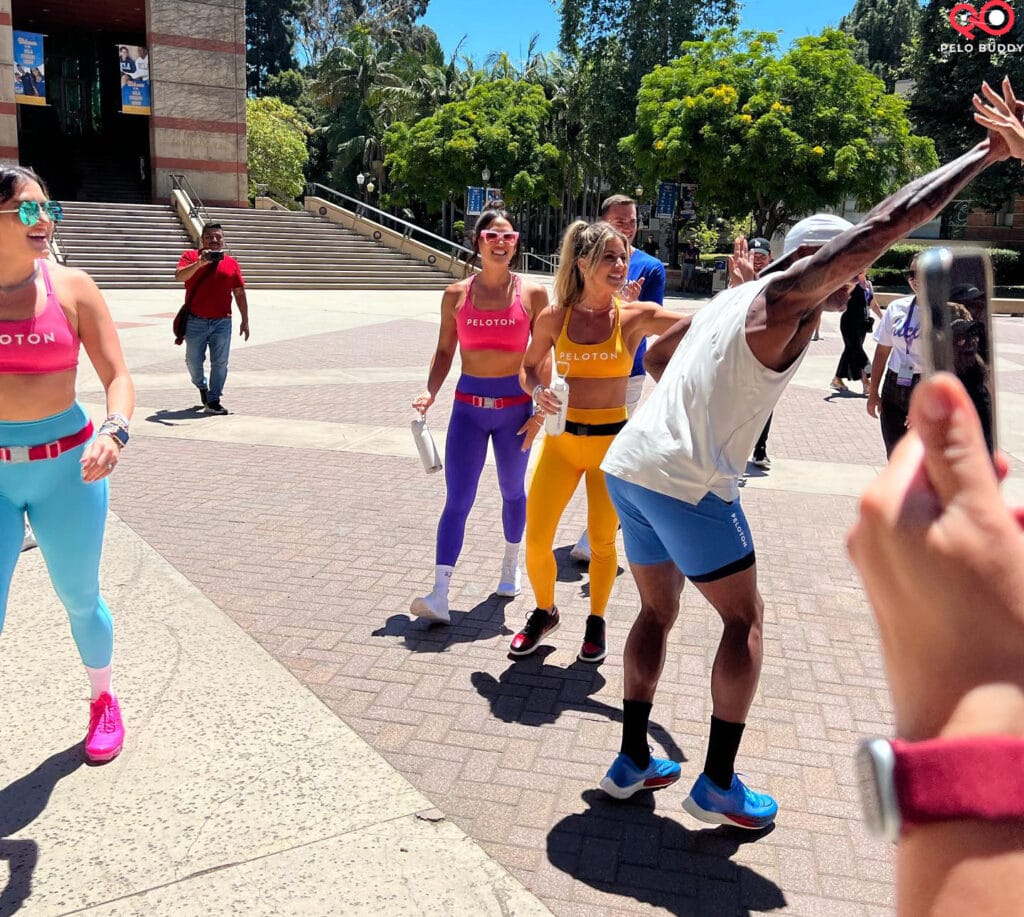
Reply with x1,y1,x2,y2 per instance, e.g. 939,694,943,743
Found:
64,201,451,290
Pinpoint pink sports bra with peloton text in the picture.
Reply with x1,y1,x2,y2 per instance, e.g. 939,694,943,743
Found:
455,274,531,352
0,260,80,374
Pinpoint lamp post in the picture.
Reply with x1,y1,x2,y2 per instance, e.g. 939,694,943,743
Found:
634,184,643,200
356,172,366,206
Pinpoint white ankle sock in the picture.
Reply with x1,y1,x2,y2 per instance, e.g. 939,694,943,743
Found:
433,564,454,597
502,541,521,570
86,665,112,700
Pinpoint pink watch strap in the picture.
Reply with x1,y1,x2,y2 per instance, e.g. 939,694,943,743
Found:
893,736,1024,829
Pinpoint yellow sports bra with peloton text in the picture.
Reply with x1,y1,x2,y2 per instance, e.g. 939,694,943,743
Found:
555,301,634,380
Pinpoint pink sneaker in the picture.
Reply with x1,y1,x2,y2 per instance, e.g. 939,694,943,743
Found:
85,692,124,763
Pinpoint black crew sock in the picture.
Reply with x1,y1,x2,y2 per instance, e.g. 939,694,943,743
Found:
620,700,653,769
703,716,746,790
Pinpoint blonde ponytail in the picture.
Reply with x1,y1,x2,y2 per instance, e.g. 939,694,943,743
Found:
553,220,628,309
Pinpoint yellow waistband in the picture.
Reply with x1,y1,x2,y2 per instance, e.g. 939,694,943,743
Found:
566,405,628,424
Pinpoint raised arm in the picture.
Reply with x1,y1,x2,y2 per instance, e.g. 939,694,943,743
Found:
767,79,1022,319
643,313,694,382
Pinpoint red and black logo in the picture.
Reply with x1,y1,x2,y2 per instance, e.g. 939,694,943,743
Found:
949,0,1015,39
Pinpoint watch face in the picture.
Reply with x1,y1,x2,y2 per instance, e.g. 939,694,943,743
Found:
856,738,899,842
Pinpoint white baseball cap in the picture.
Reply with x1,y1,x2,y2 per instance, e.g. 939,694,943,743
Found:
782,213,854,257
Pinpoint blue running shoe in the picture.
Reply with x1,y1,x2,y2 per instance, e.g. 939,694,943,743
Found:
599,752,681,800
682,773,778,830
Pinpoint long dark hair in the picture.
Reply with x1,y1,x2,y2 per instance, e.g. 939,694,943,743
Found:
464,201,518,277
0,165,47,205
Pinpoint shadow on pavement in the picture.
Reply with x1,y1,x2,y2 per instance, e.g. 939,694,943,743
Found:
0,744,84,917
145,406,208,425
372,595,515,650
547,789,786,916
470,656,683,764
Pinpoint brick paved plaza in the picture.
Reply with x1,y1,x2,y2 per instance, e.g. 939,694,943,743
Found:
57,285,1024,916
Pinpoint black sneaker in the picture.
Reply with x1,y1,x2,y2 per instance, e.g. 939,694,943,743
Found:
205,400,228,415
198,388,209,407
509,607,560,657
578,614,607,663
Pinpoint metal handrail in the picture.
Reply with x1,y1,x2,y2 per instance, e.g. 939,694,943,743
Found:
522,252,557,274
169,173,213,226
306,183,474,265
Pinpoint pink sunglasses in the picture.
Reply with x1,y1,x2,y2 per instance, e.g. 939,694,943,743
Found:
479,230,519,245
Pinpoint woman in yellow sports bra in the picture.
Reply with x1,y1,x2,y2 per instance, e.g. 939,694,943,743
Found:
511,220,680,662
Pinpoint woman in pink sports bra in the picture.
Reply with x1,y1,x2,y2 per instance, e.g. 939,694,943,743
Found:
409,204,549,624
0,165,135,764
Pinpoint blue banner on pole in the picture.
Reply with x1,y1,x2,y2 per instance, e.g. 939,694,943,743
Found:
655,181,679,219
466,186,485,215
118,44,151,115
13,31,46,106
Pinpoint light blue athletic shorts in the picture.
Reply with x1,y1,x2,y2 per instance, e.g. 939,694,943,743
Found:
605,474,756,582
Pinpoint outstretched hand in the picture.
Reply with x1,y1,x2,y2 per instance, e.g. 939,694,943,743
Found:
973,77,1024,161
727,236,757,287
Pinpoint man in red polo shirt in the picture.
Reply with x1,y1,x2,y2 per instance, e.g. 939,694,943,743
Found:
175,223,249,414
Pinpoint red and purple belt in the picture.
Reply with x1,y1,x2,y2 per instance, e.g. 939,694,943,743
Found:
453,392,532,410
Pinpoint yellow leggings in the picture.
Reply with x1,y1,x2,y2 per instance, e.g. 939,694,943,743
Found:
525,406,626,619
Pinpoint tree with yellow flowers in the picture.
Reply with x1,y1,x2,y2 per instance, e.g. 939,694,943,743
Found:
624,29,937,240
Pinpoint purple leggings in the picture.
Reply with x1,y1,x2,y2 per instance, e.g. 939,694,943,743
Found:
436,374,533,566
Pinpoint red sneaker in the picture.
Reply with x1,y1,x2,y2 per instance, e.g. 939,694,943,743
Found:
85,692,125,763
509,607,560,657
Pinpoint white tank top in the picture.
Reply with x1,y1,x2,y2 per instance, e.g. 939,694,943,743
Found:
601,276,806,504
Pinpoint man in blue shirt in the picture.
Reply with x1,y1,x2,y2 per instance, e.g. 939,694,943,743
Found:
571,193,667,563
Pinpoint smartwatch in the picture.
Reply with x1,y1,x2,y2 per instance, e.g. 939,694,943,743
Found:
856,735,1024,842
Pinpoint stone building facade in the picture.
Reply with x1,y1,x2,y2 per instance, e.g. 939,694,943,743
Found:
0,0,247,206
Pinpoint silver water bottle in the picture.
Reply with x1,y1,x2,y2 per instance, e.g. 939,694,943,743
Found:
411,417,443,473
544,351,570,436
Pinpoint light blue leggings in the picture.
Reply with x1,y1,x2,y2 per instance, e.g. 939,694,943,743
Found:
0,403,113,668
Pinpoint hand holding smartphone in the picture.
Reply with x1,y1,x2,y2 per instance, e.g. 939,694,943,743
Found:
917,247,997,453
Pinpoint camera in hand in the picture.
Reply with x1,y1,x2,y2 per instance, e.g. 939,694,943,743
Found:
205,250,224,263
918,247,997,453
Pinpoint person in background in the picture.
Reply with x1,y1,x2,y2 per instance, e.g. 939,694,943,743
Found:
679,242,699,293
174,223,249,415
832,271,880,395
0,165,135,763
866,254,920,457
729,237,776,471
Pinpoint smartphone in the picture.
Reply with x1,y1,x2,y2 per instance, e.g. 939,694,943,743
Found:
205,250,224,263
917,247,997,452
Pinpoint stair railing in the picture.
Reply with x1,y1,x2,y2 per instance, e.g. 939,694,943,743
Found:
306,183,475,269
169,173,213,227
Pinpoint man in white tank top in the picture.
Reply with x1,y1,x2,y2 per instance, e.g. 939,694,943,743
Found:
595,77,1024,830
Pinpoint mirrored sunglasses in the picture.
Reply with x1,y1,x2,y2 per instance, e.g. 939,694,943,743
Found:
479,230,519,244
0,200,64,225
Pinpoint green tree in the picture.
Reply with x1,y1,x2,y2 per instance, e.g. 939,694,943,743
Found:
839,0,919,91
384,79,560,209
247,97,311,201
624,29,937,239
246,0,304,96
264,69,306,107
558,0,739,190
310,24,416,188
907,0,1024,214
